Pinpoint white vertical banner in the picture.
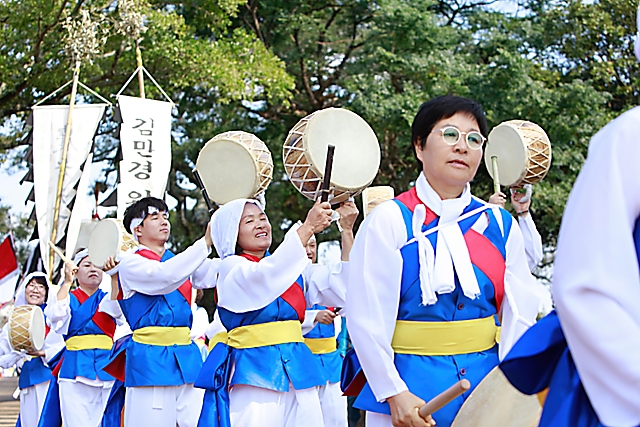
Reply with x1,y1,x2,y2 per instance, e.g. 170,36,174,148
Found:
117,95,173,219
65,152,94,260
32,104,106,276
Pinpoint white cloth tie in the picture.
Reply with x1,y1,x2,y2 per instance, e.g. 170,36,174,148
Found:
413,174,481,305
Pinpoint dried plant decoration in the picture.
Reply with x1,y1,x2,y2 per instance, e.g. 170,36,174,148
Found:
114,0,147,41
63,9,108,65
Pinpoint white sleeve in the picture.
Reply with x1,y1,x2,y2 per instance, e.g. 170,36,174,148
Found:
119,238,211,297
42,331,65,364
498,217,541,360
191,258,222,290
99,292,126,326
518,214,543,270
217,227,310,313
346,201,409,402
44,296,72,335
191,306,210,340
302,309,321,335
205,311,227,339
0,325,12,357
303,262,347,308
552,107,640,427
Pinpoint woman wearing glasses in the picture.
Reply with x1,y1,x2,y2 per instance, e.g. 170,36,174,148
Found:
345,95,540,427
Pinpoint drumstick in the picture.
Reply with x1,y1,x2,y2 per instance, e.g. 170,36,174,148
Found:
320,144,336,203
192,169,215,215
418,379,471,420
491,155,500,194
47,241,75,266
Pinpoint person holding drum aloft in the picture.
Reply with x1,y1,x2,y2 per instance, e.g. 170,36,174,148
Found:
196,197,347,427
0,272,64,427
488,185,543,271
105,196,219,427
500,10,640,426
44,249,125,427
344,95,540,427
301,200,358,427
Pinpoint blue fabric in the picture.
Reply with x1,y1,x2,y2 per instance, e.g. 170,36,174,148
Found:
19,357,53,389
37,377,61,427
60,290,114,382
100,379,125,427
337,316,348,357
353,198,510,427
112,249,203,387
216,274,324,392
195,343,233,427
303,304,343,384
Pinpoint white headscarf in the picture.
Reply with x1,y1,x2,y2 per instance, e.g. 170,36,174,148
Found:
210,198,265,259
73,248,89,266
14,272,50,307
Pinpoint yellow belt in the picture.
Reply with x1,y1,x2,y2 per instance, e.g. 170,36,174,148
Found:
208,332,229,351
304,337,337,355
132,326,191,346
65,335,113,351
391,316,499,356
227,321,303,349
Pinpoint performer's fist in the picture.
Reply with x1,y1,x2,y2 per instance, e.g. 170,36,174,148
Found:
102,256,119,272
336,201,359,232
63,261,78,284
305,200,333,233
488,192,506,208
315,309,336,325
387,391,435,427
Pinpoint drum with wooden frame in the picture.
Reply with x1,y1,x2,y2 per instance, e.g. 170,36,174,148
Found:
283,108,380,203
451,367,542,427
484,120,552,188
362,186,395,217
8,305,46,352
195,131,273,205
88,218,138,268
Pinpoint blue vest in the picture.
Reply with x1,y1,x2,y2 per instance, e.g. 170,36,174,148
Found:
303,304,343,384
217,275,325,392
355,197,512,427
499,216,640,427
19,356,53,389
60,290,114,382
115,249,203,387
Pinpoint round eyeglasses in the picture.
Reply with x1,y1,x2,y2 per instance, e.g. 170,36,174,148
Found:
431,126,486,150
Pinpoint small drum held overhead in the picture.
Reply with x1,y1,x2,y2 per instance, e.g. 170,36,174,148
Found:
8,305,45,352
451,367,542,427
196,131,273,205
362,186,395,217
484,120,552,188
88,219,138,268
283,108,380,203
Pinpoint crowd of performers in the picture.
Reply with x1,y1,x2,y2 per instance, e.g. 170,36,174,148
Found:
1,45,640,427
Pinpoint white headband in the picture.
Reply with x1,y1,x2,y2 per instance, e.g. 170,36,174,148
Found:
73,249,90,266
128,206,166,241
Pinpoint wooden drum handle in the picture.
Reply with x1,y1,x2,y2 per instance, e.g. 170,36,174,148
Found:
319,145,336,203
47,241,75,266
418,379,471,420
491,155,500,194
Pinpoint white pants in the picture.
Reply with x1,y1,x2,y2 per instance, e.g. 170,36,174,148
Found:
229,384,324,427
318,381,347,427
59,380,113,427
124,384,204,427
19,381,49,427
366,411,393,427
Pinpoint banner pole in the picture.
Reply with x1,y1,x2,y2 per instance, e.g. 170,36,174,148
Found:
49,61,81,279
135,39,145,99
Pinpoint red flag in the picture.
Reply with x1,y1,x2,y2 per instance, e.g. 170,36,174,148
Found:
0,234,19,301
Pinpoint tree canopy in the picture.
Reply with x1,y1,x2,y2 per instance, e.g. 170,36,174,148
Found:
1,0,638,281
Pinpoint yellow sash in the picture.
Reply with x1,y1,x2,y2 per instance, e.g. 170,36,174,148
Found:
65,334,113,351
226,320,303,349
208,332,229,351
391,316,498,356
304,337,337,355
132,326,191,346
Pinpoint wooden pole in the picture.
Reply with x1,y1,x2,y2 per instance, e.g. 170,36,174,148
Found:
49,61,81,279
135,40,145,99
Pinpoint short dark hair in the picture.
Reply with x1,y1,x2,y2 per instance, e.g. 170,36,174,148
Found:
411,95,488,150
122,197,169,233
